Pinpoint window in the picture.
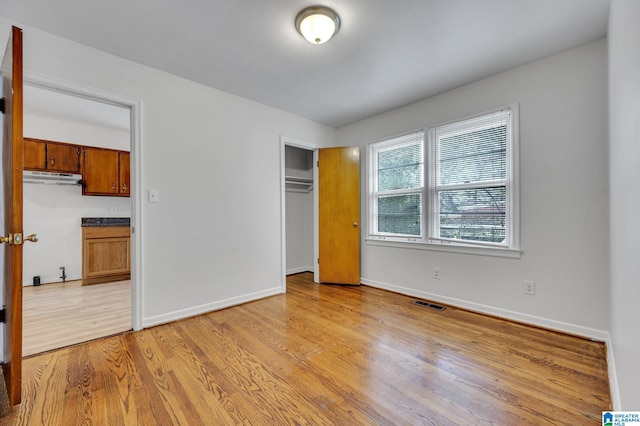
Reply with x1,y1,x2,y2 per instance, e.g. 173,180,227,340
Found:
368,106,519,254
369,131,424,237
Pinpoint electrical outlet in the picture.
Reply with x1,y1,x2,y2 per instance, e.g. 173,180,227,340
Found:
433,267,441,280
524,280,535,295
110,207,118,215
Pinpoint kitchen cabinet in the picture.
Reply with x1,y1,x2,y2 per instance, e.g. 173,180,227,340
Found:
24,138,81,173
82,226,131,285
119,151,130,195
82,146,130,196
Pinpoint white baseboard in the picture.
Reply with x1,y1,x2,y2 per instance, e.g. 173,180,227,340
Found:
361,277,610,341
143,286,282,328
23,274,82,286
286,266,314,275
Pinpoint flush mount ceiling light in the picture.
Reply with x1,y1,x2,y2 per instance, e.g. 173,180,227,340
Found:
295,6,341,45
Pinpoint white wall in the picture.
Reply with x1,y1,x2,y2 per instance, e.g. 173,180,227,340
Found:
25,113,130,150
337,39,610,338
0,17,336,327
285,190,314,274
608,0,640,410
22,109,131,285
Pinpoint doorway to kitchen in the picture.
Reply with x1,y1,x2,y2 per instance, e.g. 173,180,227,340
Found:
21,75,141,355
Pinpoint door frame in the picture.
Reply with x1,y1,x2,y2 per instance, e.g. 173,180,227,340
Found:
280,136,319,291
24,72,143,331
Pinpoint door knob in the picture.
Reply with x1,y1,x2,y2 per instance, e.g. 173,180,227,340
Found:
0,233,38,245
353,222,358,227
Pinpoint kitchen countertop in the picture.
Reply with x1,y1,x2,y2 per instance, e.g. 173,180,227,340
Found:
81,217,130,227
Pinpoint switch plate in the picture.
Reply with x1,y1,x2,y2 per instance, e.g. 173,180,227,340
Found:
524,280,535,295
148,189,159,203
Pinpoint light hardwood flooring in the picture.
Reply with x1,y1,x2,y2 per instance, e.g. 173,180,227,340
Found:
3,272,610,425
23,280,132,356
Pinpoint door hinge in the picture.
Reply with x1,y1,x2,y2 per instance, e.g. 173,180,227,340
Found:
317,160,319,167
317,258,319,265
0,308,5,323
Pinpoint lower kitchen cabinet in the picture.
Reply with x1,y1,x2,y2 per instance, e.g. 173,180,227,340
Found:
82,226,131,285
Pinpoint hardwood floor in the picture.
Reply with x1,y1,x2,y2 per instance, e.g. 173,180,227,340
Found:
3,273,609,425
23,280,132,356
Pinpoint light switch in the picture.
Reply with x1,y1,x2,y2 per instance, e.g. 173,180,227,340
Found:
148,189,159,203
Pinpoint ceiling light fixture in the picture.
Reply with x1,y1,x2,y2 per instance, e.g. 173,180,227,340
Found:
295,6,341,45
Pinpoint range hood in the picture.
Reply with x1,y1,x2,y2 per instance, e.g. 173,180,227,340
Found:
23,170,82,186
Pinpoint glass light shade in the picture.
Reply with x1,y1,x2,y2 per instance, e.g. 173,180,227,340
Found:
295,6,340,45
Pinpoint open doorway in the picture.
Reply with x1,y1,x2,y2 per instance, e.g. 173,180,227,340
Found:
20,79,140,355
281,137,318,290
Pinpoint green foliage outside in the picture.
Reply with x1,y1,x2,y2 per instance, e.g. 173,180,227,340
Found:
376,125,507,243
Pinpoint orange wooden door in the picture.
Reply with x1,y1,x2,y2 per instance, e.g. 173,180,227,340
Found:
2,25,25,406
318,146,360,284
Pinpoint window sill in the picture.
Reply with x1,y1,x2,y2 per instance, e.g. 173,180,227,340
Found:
365,237,522,259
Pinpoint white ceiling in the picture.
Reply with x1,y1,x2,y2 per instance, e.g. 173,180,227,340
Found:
1,0,610,128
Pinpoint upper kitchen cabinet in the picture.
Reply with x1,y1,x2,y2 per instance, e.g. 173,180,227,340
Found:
119,151,130,195
82,146,130,197
24,138,81,173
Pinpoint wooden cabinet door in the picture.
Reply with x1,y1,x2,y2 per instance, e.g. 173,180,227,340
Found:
82,147,119,195
82,226,131,285
119,151,130,195
24,138,80,173
47,142,80,173
24,138,46,170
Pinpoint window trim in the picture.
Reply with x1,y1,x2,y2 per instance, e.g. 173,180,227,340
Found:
366,105,521,257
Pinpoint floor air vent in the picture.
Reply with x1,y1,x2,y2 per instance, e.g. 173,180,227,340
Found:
413,300,446,311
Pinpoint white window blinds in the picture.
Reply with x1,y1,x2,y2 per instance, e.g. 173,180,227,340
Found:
428,109,513,247
370,131,424,237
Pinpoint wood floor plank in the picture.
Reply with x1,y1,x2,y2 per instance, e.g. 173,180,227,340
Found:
22,280,132,356
1,272,610,425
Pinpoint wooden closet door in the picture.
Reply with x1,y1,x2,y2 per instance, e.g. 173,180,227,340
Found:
318,146,361,285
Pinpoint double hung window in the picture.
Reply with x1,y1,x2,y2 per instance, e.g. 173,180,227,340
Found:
369,132,424,238
368,106,518,252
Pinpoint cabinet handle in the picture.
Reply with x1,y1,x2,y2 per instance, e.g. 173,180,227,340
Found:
50,157,55,166
122,183,127,192
112,182,117,191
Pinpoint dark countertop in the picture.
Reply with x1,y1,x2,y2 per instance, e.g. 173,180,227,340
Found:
81,217,130,227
